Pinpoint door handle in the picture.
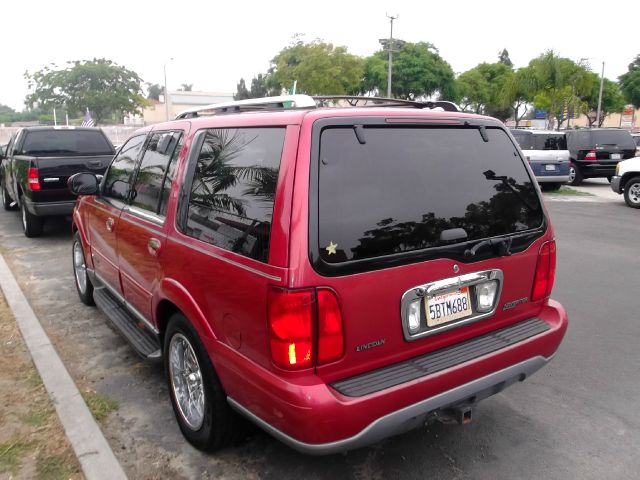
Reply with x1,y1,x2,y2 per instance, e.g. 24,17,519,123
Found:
148,238,161,256
106,217,115,232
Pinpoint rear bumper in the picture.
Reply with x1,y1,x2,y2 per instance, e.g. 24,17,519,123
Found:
535,175,570,183
24,198,75,217
213,300,568,454
611,176,623,194
574,161,617,178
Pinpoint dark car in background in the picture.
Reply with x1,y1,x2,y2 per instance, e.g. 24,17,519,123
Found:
565,128,636,185
510,130,570,191
1,126,115,236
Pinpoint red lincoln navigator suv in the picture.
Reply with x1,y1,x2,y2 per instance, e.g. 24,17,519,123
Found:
68,95,568,454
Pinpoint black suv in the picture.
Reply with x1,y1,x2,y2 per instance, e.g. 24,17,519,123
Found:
565,128,636,185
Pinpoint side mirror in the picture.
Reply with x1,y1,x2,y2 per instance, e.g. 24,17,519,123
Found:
68,172,99,196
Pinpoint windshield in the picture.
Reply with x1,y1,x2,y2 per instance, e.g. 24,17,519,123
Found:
317,126,543,264
533,134,567,150
21,130,114,156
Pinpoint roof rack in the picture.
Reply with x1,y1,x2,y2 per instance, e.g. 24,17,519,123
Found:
174,94,459,119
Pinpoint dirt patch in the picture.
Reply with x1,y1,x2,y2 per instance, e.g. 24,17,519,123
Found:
0,291,83,480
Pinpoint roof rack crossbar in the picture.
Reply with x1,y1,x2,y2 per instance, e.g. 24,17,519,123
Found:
174,95,459,119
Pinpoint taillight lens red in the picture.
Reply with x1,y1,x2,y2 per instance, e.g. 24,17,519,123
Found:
28,167,41,190
532,240,556,301
317,289,344,365
267,287,345,370
585,150,597,161
268,288,314,369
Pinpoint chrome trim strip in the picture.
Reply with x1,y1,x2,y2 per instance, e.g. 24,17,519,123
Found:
123,205,165,227
94,271,159,335
43,177,60,182
227,356,550,455
400,269,504,341
170,236,282,282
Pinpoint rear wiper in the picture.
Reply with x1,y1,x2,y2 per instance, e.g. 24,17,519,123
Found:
464,237,512,259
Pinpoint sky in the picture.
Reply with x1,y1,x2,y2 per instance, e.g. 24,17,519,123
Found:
1,0,637,111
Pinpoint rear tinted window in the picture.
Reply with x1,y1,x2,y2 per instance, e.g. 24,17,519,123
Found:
532,134,566,150
185,128,285,263
317,126,543,263
21,130,114,156
591,130,635,148
511,131,532,149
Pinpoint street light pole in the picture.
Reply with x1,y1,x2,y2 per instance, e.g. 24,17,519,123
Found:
164,58,174,121
596,61,605,127
386,14,397,98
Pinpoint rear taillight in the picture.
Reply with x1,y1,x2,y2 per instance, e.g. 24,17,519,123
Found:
531,240,556,301
267,287,344,370
585,150,597,161
27,168,41,190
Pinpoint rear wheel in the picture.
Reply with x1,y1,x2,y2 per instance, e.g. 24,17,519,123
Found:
567,163,583,186
623,176,640,209
72,232,95,305
21,200,43,237
1,181,15,211
164,313,240,451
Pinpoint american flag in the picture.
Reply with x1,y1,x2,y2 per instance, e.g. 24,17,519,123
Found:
81,108,94,127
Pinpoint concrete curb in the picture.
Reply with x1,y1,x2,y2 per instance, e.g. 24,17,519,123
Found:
0,252,127,480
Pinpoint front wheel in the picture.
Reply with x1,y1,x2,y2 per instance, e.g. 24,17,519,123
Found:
21,201,43,237
567,163,583,186
72,232,95,305
623,176,640,209
164,313,239,452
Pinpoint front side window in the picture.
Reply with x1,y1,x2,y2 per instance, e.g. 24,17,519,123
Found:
131,131,181,214
185,128,285,263
103,134,146,201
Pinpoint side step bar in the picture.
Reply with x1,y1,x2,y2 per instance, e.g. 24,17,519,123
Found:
93,287,161,361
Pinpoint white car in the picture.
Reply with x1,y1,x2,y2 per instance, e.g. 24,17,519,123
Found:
611,157,640,208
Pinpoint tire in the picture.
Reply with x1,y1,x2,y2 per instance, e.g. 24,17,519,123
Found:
21,200,43,237
72,232,95,305
541,183,562,192
1,181,15,211
623,176,640,209
164,313,239,452
567,163,583,186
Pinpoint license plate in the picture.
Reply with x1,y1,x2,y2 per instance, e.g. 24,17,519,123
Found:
611,153,621,160
425,287,472,327
545,164,556,171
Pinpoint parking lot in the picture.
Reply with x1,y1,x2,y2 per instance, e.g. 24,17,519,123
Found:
1,181,639,479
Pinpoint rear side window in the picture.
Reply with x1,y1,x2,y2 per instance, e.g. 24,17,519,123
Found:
21,130,114,156
185,128,285,263
103,134,146,201
532,134,567,150
317,126,542,264
130,131,182,215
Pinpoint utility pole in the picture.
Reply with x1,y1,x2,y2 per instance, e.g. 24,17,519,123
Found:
386,14,397,98
596,61,605,127
164,58,174,121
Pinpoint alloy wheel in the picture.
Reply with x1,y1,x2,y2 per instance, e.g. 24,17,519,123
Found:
169,333,205,430
73,241,88,294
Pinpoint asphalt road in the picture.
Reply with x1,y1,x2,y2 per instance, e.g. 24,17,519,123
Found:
0,189,638,480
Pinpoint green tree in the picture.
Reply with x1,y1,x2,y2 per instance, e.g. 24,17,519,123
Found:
268,38,363,95
499,48,513,67
362,42,455,100
619,54,640,108
582,75,625,127
234,78,251,100
146,83,162,101
501,66,536,127
25,58,147,125
178,83,193,91
456,62,512,119
528,51,592,129
250,74,273,98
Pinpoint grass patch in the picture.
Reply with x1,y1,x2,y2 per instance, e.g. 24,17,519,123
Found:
25,369,44,389
36,451,80,480
0,439,32,474
81,388,119,424
21,405,53,428
544,186,594,196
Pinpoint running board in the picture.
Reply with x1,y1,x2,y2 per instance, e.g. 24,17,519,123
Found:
93,287,161,361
